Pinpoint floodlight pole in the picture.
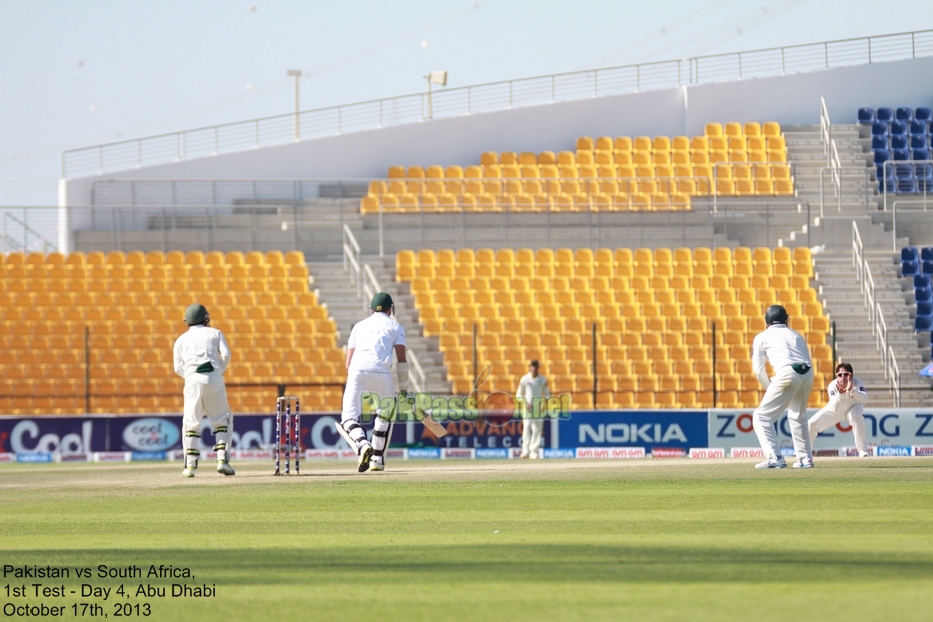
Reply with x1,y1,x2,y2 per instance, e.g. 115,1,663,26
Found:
425,75,433,121
287,69,302,140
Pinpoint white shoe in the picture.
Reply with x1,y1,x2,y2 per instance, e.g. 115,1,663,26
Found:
859,450,871,458
357,445,373,473
793,457,814,469
755,457,787,469
182,467,196,478
217,461,236,476
369,461,385,472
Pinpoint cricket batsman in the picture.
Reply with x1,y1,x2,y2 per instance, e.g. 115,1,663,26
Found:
808,362,870,457
516,359,551,459
338,292,408,473
750,304,815,469
173,303,235,478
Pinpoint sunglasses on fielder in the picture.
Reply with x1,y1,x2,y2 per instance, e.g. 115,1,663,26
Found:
836,372,852,378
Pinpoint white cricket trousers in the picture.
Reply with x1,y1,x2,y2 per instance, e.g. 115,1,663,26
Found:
340,370,395,463
521,417,544,458
753,365,814,461
808,403,867,453
182,372,232,467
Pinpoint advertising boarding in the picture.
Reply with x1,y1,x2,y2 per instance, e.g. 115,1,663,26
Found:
709,408,933,450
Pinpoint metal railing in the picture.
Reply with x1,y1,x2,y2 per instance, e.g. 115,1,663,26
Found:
890,199,932,252
1,210,57,254
341,225,427,393
880,160,933,210
852,220,902,403
818,166,875,217
342,223,362,298
820,96,833,165
61,29,933,178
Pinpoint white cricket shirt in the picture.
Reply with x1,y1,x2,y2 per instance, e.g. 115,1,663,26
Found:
751,323,812,387
825,377,868,411
516,373,551,404
347,312,406,374
173,325,231,378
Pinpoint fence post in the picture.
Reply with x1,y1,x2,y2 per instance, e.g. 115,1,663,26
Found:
711,321,718,408
84,326,91,414
831,321,837,366
472,323,478,389
591,323,597,409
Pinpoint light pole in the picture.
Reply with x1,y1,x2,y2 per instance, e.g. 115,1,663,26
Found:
424,70,447,120
287,69,302,139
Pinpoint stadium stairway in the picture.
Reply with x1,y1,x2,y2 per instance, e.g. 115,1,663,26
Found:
785,123,931,405
781,124,880,247
307,256,451,395
74,198,364,261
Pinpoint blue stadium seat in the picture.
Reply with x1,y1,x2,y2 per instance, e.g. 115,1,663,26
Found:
903,261,920,277
902,247,920,262
877,164,894,181
910,134,928,150
917,315,933,331
896,107,914,122
872,135,889,150
879,178,896,193
894,162,913,179
915,274,932,289
924,260,933,275
891,134,909,150
891,121,909,136
858,108,875,124
919,176,933,192
918,301,933,317
872,121,889,136
922,247,933,262
917,288,933,303
877,107,895,123
916,107,933,123
893,148,910,161
897,178,916,193
910,120,929,136
911,148,930,162
873,148,890,164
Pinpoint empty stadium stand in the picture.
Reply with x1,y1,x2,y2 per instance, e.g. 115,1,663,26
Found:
361,122,793,215
396,246,831,409
862,106,933,193
0,250,344,415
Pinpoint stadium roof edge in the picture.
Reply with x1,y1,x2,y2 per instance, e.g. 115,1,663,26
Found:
61,28,933,179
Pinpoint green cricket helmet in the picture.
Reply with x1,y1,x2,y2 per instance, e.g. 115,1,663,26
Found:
184,303,209,325
370,292,394,314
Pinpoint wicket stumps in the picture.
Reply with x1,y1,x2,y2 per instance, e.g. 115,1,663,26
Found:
274,396,301,475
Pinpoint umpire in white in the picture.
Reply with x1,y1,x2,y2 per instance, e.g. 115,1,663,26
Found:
750,305,815,469
516,360,551,459
338,292,409,473
173,303,235,478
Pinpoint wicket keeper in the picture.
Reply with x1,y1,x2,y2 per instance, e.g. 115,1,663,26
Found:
173,303,235,478
338,292,409,473
808,362,870,457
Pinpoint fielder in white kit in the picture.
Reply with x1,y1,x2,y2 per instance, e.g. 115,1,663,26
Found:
173,304,235,478
751,305,815,469
516,360,551,459
808,362,870,457
338,292,409,473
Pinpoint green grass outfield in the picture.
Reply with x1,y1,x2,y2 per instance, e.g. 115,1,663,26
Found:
1,458,932,621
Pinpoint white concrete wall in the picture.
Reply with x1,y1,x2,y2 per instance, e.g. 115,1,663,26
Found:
63,55,933,212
